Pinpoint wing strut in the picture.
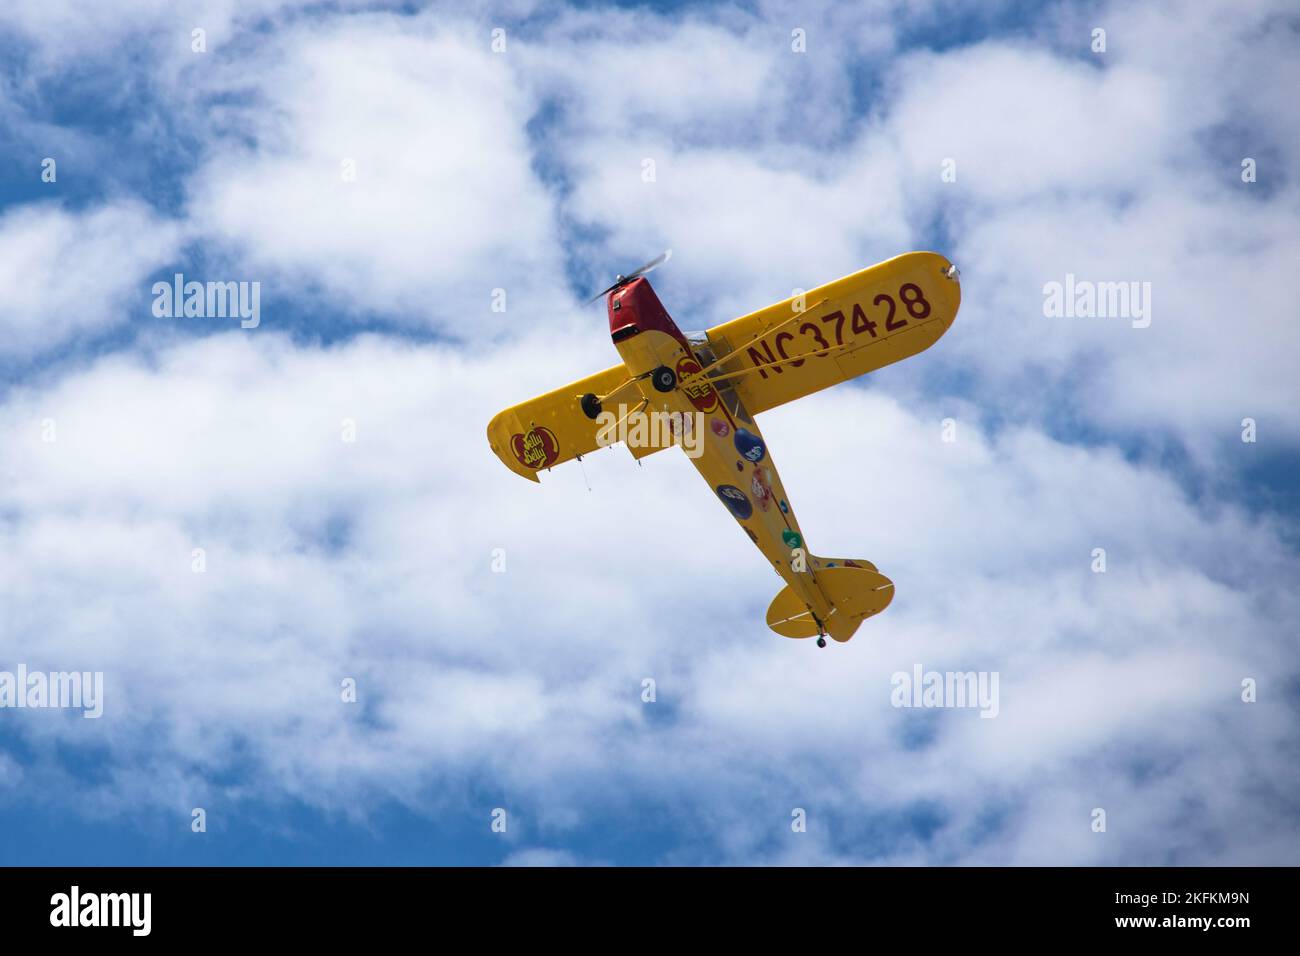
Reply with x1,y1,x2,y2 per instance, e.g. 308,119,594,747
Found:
681,337,854,389
686,298,829,381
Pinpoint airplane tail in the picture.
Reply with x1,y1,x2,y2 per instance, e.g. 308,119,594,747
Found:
765,558,894,643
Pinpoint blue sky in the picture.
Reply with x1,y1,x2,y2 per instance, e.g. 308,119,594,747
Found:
0,0,1298,866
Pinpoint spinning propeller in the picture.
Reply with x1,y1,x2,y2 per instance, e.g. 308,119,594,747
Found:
584,249,672,304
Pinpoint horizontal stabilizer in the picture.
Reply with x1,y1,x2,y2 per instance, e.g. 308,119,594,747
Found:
766,563,893,643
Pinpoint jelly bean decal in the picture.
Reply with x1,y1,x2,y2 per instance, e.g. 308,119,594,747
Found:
733,428,765,463
716,484,753,520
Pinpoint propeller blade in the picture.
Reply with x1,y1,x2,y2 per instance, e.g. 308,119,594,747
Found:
584,249,672,304
626,248,671,281
585,281,622,305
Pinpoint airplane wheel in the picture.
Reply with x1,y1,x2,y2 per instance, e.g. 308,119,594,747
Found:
651,365,677,392
816,637,827,648
580,392,602,420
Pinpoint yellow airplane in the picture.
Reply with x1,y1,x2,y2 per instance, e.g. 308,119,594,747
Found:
488,251,961,647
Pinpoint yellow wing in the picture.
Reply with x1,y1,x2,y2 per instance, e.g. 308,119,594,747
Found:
700,251,961,415
488,251,960,481
486,364,670,481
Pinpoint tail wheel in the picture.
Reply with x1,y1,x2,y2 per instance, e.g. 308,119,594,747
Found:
651,365,677,392
816,637,827,648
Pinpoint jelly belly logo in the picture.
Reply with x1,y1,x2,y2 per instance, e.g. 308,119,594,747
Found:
676,356,717,413
510,427,560,470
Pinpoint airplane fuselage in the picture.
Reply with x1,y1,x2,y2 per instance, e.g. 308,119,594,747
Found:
607,279,837,631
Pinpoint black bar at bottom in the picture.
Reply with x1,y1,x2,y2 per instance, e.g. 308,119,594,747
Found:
0,866,1279,941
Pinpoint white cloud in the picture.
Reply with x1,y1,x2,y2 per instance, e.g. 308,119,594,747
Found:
182,11,572,327
0,201,182,359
